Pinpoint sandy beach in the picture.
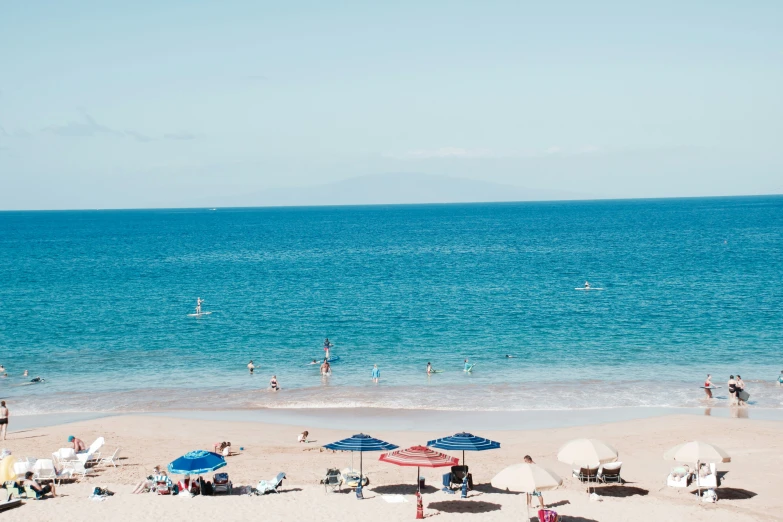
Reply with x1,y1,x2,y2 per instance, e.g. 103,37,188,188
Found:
2,411,782,521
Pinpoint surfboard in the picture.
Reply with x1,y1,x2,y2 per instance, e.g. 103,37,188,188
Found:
575,288,604,291
187,311,213,317
428,370,444,374
738,390,750,401
325,356,340,363
700,386,721,389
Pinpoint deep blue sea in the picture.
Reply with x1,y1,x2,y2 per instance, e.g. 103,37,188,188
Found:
1,197,782,415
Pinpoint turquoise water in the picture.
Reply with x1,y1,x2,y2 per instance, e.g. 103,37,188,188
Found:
1,197,782,415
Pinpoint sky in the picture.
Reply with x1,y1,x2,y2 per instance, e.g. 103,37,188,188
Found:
0,0,781,210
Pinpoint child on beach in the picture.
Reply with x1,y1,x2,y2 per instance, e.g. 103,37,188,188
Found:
298,431,309,443
372,364,380,383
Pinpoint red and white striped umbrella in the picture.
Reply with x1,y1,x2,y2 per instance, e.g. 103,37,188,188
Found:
380,446,459,492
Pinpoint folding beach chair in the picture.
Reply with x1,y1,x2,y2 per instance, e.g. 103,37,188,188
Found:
323,468,342,493
213,472,232,495
448,465,473,490
256,472,286,495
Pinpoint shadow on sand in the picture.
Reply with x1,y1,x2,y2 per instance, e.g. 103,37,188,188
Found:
428,500,502,514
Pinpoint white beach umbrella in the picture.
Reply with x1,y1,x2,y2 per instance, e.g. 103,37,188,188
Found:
492,463,562,520
664,440,730,499
663,441,730,463
557,438,618,494
557,439,618,467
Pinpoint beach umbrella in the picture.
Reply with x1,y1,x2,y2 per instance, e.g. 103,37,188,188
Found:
557,439,618,494
168,450,226,476
426,432,501,465
492,463,563,520
379,446,460,491
324,434,398,498
664,441,730,498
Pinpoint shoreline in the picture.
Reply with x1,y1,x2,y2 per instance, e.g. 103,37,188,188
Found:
10,404,783,433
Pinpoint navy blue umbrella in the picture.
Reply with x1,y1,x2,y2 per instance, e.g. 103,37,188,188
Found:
426,432,501,465
324,434,398,498
168,450,226,476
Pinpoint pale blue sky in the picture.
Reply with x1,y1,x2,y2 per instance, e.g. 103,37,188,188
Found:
1,1,781,209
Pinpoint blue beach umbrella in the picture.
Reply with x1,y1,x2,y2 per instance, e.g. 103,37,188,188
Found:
426,432,501,465
324,434,398,498
168,450,227,476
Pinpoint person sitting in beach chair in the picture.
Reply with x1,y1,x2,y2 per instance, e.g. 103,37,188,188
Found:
68,436,86,453
22,472,56,499
178,475,200,495
447,465,473,490
153,470,174,495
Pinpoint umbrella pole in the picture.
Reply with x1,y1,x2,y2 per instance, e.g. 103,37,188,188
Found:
696,460,700,501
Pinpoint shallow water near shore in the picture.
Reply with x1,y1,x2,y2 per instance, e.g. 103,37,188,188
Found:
1,196,782,415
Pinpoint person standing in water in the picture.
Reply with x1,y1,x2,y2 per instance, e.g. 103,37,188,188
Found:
426,362,433,375
736,375,746,406
195,297,204,315
320,360,331,376
728,375,737,406
463,359,473,372
247,360,255,374
779,370,783,387
323,338,332,360
269,375,279,391
371,364,380,383
704,374,713,398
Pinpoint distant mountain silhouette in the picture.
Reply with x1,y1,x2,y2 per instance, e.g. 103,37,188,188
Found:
209,173,588,207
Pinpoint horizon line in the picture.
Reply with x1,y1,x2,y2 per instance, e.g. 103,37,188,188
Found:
1,193,781,213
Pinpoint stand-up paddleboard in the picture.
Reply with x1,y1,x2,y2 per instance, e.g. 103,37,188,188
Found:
428,370,444,374
187,311,213,317
575,287,604,291
738,390,750,402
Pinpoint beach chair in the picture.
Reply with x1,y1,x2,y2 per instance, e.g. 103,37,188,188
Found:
98,448,122,468
323,468,342,493
66,459,93,479
667,465,692,488
32,459,72,485
12,461,32,481
448,465,473,490
696,463,718,489
213,472,232,495
572,465,599,483
538,509,559,522
256,472,286,495
598,462,623,484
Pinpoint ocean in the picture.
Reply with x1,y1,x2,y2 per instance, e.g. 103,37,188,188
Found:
1,197,782,416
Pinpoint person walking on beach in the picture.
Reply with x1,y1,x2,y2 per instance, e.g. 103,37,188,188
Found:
0,401,8,441
247,360,255,374
523,456,546,509
728,375,737,406
270,375,280,391
736,375,746,406
704,374,713,398
372,364,380,383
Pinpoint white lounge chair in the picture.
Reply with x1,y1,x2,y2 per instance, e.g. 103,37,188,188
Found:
696,463,718,489
32,459,72,484
12,461,33,481
598,462,623,484
256,472,286,494
64,459,93,478
667,465,692,488
98,448,121,468
77,437,104,465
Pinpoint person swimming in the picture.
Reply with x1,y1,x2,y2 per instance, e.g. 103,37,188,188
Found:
310,359,319,365
505,355,515,358
30,377,45,383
